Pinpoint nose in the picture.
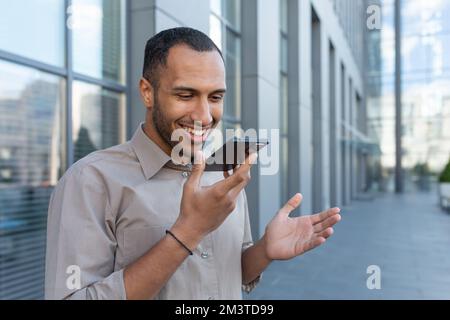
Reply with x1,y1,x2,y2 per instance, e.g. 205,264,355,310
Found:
191,96,213,126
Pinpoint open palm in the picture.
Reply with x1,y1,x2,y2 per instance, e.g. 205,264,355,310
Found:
264,193,341,260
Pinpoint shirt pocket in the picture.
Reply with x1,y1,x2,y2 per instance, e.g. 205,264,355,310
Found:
123,225,167,266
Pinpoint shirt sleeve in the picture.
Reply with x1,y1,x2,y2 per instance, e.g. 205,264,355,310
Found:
241,190,262,294
45,165,126,300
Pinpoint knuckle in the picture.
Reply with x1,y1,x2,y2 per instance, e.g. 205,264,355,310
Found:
212,188,223,200
227,201,236,212
225,193,234,205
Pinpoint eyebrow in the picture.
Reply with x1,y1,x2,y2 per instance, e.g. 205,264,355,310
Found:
172,86,227,94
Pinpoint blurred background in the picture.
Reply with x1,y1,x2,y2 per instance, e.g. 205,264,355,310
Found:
0,0,449,299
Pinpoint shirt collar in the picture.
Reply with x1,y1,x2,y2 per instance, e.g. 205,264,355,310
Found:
130,122,171,180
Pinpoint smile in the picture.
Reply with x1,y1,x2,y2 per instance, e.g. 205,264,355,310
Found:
178,124,211,142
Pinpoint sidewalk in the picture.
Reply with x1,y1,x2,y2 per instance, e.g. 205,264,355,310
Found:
244,190,450,299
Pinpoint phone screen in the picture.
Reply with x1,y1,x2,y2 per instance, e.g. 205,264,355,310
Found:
204,138,269,171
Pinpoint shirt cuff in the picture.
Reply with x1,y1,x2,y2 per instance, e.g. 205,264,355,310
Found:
242,273,262,294
62,269,127,300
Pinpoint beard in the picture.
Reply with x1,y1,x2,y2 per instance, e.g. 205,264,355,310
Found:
152,96,179,150
152,94,208,161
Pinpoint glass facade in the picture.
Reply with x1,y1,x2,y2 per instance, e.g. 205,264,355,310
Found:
400,0,450,191
0,61,64,299
280,0,289,205
0,0,65,66
0,0,126,299
209,0,242,136
367,0,450,192
72,0,126,83
72,81,125,163
367,0,396,191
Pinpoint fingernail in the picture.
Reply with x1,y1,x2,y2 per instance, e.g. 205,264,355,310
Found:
194,150,203,164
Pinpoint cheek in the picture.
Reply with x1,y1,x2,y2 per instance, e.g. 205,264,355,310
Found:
161,101,188,126
211,105,223,121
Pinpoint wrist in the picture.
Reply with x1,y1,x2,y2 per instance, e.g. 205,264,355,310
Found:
259,233,274,263
170,220,204,251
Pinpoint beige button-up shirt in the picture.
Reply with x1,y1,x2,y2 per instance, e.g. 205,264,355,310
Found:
45,123,260,300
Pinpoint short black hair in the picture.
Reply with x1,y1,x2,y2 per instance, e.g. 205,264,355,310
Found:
142,27,224,88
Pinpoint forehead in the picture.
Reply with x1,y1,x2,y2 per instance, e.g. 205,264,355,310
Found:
161,45,226,89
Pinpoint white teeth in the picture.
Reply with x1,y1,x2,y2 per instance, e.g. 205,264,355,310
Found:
181,126,206,136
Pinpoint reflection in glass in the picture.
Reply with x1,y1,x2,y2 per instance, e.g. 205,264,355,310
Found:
0,59,64,299
279,0,289,204
367,0,396,191
224,0,240,31
209,14,223,51
0,0,65,66
280,0,288,34
72,81,125,163
210,0,222,16
368,0,450,192
72,0,126,83
225,30,241,120
210,0,242,136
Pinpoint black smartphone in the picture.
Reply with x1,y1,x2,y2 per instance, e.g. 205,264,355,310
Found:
204,137,269,171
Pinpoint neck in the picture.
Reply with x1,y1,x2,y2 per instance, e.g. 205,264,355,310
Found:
142,121,173,157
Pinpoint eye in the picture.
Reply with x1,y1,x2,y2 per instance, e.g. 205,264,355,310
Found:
177,94,193,100
210,95,224,102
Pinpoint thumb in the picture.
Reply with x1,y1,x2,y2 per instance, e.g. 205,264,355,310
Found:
187,150,205,188
278,193,303,218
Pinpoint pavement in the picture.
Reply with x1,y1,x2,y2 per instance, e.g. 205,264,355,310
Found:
244,190,450,299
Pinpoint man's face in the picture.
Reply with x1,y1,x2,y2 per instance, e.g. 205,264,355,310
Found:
143,44,226,160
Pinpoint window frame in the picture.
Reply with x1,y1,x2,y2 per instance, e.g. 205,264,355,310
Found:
210,0,242,134
0,0,129,171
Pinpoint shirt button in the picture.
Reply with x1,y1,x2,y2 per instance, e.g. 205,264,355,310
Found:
181,171,189,178
201,251,209,259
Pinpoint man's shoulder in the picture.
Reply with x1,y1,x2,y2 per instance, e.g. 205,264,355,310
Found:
62,141,137,184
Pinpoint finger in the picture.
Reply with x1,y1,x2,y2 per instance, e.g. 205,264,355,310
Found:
228,169,252,199
316,227,334,239
185,150,205,189
228,163,254,199
223,169,231,179
301,236,326,253
310,207,341,224
277,193,303,218
218,152,257,192
313,214,341,233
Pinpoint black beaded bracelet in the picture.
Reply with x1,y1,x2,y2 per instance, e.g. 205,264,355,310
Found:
165,230,193,255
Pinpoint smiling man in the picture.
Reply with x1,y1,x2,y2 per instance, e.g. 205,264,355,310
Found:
45,27,341,300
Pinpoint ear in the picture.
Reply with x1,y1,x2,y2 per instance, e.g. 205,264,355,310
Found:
139,77,154,109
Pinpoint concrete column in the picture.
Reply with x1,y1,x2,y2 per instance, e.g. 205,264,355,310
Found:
298,0,313,215
242,0,281,238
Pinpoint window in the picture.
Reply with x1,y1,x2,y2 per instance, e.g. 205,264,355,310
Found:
72,81,125,162
209,0,242,137
0,0,65,66
0,60,65,299
0,0,127,299
280,0,289,205
72,0,126,83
